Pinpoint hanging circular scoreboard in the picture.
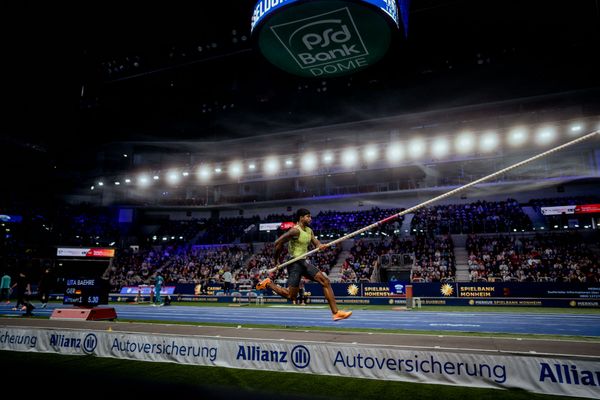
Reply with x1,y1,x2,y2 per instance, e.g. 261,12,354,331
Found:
251,0,406,77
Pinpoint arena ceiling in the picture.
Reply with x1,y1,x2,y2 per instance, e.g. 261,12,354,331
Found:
3,0,600,195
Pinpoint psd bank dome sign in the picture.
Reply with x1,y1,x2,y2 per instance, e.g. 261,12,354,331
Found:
251,0,408,77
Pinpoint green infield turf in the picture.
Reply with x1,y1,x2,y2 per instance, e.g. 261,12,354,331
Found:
0,350,585,400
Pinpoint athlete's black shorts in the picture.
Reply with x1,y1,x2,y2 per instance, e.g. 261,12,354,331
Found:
287,259,320,287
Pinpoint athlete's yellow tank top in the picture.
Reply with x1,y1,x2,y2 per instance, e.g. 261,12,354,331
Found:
288,224,313,259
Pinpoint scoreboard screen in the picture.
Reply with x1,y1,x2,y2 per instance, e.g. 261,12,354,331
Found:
63,278,109,306
56,247,115,258
56,246,114,307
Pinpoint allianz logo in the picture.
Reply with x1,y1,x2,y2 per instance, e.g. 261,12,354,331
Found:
49,333,98,354
236,344,311,369
273,8,368,69
50,333,82,348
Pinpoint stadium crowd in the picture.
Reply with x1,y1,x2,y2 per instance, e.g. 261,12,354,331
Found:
0,200,598,294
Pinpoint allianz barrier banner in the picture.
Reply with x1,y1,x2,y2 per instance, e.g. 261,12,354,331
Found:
1,327,598,399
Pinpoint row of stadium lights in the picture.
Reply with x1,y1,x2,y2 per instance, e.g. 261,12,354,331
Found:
150,222,593,242
91,122,594,190
322,224,596,238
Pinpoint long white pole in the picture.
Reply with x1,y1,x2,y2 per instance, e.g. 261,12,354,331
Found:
266,130,599,274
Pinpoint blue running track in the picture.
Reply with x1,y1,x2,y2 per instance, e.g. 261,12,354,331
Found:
1,303,599,336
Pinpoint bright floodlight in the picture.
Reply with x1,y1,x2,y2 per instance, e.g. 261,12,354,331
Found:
166,170,180,184
264,156,280,175
534,126,557,146
138,174,151,187
386,142,405,163
285,159,294,167
431,136,450,158
363,144,379,163
197,165,212,182
408,138,426,159
479,131,499,153
341,147,358,168
301,152,318,172
568,122,584,136
455,132,475,154
98,181,104,186
508,127,529,147
322,151,334,164
228,161,243,179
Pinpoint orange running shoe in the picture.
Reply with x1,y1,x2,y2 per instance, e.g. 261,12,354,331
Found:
332,310,352,321
256,277,272,290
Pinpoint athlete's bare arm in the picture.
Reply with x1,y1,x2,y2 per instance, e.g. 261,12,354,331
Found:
274,227,299,262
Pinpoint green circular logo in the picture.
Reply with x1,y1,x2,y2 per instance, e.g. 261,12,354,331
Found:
253,0,400,77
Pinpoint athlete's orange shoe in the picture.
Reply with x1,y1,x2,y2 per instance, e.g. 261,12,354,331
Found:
256,277,272,290
332,310,352,321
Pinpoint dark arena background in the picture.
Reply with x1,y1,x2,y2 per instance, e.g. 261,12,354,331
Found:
2,1,600,399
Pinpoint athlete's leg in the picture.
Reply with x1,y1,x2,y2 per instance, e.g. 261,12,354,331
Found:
266,281,290,298
268,261,300,300
313,271,338,314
